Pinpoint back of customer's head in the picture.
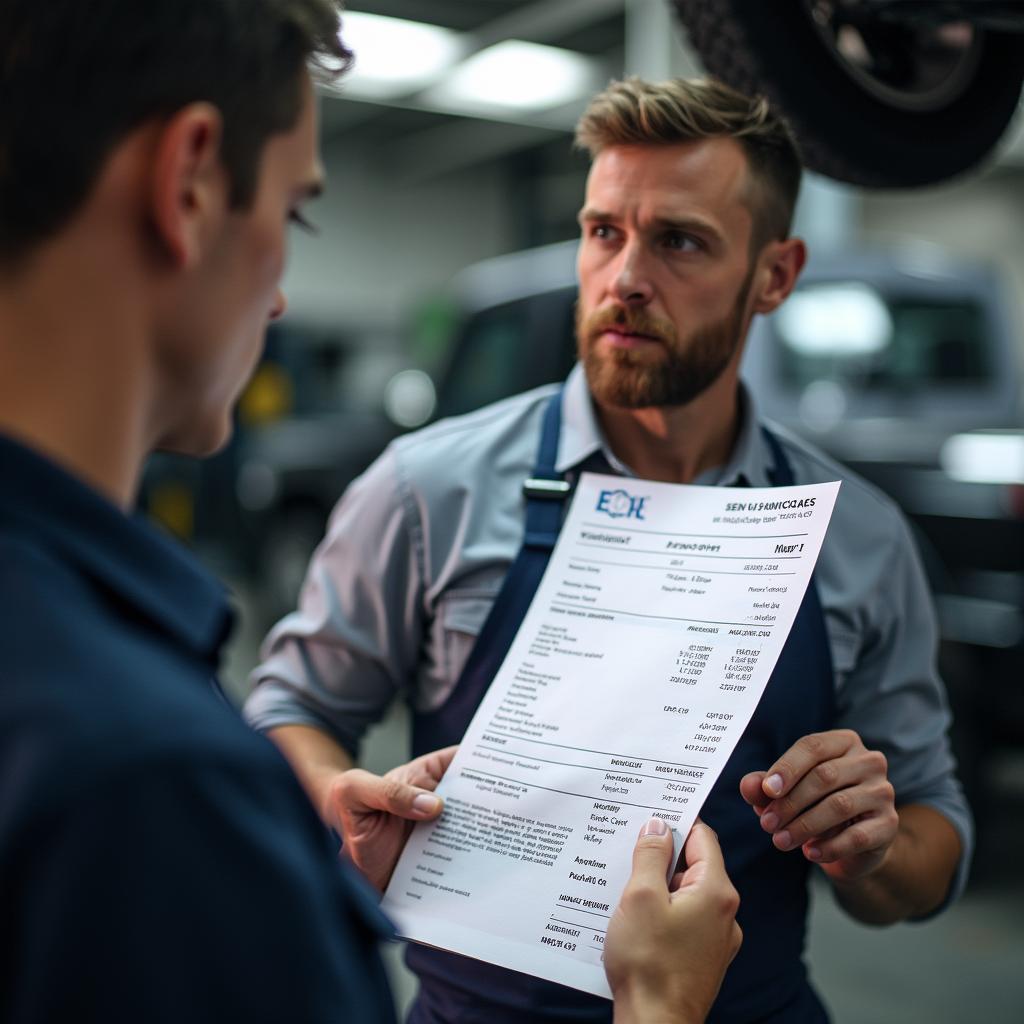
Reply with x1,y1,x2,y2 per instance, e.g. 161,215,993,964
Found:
0,0,350,271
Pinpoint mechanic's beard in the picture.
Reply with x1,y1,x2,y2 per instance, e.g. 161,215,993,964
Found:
577,295,749,410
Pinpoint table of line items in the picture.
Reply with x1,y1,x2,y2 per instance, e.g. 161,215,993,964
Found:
383,471,840,999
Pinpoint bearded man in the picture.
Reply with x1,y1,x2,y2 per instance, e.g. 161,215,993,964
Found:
246,77,971,1023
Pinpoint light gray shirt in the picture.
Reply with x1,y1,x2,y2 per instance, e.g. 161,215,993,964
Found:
246,363,973,908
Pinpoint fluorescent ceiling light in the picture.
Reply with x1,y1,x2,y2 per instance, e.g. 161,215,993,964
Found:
940,431,1024,485
431,41,597,112
339,12,461,96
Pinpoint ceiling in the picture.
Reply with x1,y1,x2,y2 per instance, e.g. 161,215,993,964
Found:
321,0,633,176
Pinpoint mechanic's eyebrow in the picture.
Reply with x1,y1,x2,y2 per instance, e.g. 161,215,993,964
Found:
651,214,725,245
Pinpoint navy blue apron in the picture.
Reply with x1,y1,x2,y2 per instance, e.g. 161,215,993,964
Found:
408,389,835,1024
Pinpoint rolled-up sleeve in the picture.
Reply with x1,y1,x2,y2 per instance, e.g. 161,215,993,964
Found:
835,516,974,915
244,445,423,759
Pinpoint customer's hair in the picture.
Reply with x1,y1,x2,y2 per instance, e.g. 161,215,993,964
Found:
0,0,351,266
575,77,802,250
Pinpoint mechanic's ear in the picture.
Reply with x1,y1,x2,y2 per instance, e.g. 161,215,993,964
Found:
149,102,227,270
751,237,806,315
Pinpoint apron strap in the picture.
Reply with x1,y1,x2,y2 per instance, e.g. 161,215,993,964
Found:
521,386,570,550
425,389,570,740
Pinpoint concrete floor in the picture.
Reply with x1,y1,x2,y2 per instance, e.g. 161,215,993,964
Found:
806,848,1024,1023
224,593,1024,1024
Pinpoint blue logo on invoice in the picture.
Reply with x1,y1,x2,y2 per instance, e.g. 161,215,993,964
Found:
595,489,648,520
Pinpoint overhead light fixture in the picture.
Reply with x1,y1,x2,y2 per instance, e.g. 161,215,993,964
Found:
337,12,462,96
430,41,598,112
940,431,1024,485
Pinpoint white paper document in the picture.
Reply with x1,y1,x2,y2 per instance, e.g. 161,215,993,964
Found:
382,472,840,998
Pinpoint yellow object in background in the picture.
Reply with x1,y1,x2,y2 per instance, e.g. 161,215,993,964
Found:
147,481,194,541
239,363,293,426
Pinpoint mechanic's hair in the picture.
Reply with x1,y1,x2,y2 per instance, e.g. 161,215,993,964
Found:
575,77,802,250
0,0,352,267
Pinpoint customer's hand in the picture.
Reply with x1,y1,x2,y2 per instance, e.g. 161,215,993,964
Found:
605,819,742,1024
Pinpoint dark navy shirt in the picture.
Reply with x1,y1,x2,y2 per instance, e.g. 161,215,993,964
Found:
0,434,397,1023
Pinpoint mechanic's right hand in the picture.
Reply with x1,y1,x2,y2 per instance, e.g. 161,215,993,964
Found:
324,745,457,892
605,820,742,1024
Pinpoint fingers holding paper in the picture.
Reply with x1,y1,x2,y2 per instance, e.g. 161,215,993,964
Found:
739,728,899,881
605,820,741,1024
329,745,458,891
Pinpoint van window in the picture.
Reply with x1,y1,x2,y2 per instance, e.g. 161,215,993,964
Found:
773,283,992,390
438,303,529,417
437,290,577,417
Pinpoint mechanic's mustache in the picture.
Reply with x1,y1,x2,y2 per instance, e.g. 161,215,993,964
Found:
581,306,678,345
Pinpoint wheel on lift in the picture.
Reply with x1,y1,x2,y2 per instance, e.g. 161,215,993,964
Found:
672,0,1024,187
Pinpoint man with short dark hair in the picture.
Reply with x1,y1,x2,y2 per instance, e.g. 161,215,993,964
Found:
0,5,741,1023
249,76,973,1022
0,3,398,1020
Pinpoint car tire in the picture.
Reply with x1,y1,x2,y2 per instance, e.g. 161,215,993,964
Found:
673,0,1024,186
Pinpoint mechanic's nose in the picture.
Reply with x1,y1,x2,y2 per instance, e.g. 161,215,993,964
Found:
270,287,288,321
611,243,654,305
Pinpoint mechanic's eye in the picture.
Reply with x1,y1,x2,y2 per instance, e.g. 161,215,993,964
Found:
664,231,700,252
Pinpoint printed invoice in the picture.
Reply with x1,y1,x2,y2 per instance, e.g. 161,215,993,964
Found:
382,471,841,998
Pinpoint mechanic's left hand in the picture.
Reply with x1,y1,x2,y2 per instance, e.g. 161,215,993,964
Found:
330,745,458,892
739,729,898,882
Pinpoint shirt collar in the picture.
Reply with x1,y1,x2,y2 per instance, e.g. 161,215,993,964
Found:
0,433,232,661
696,384,775,488
557,363,775,487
